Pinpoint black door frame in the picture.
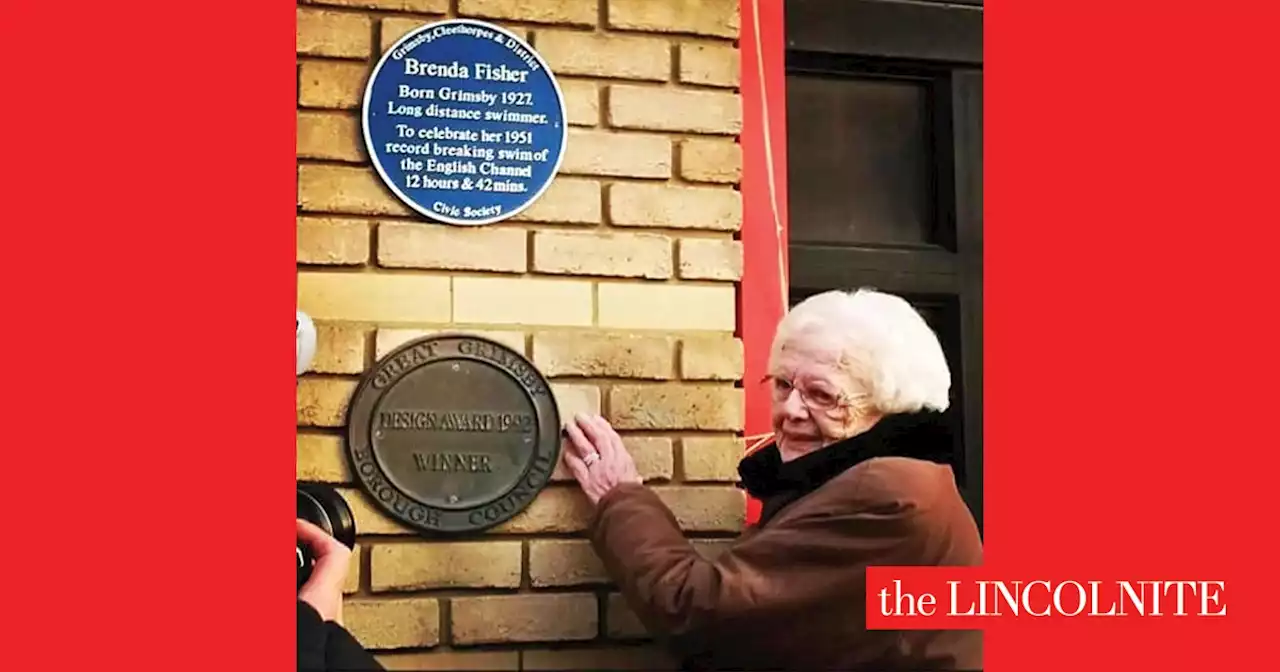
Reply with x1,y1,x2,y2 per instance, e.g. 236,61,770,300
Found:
784,0,985,529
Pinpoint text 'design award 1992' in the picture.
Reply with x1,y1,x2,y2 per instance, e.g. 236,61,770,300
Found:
344,334,561,534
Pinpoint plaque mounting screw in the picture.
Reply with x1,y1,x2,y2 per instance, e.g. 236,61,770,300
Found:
452,363,460,372
448,495,459,504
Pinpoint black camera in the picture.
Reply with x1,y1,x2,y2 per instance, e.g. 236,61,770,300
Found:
297,482,357,591
296,314,356,589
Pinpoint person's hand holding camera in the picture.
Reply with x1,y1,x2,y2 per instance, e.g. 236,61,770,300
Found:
297,518,351,625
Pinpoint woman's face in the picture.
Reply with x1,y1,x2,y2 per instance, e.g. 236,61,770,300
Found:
768,335,870,459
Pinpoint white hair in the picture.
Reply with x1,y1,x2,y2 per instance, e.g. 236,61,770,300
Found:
769,288,951,414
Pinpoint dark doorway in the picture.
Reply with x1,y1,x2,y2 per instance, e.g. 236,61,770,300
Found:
784,0,984,529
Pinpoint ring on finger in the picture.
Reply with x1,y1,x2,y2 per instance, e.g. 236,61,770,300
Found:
583,452,600,467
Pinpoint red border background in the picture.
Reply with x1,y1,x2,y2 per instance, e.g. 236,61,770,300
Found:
4,1,1277,670
739,0,789,526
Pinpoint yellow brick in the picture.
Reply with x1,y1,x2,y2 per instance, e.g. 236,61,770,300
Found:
552,436,674,482
307,0,448,12
609,85,742,134
523,647,678,671
693,538,734,559
378,651,519,671
678,238,742,281
597,283,736,331
344,544,362,594
299,59,367,109
370,542,521,591
560,79,599,126
451,594,597,644
609,0,739,38
561,129,671,179
680,138,741,184
297,216,371,265
681,436,745,482
298,164,412,216
679,42,740,87
453,276,593,326
609,384,743,430
345,598,441,650
338,487,414,534
680,336,743,380
379,17,439,53
535,31,670,81
298,271,451,323
512,177,602,224
459,0,596,26
532,230,672,279
625,436,676,481
610,183,742,231
532,331,675,378
297,433,352,482
606,593,650,639
297,111,364,162
375,328,526,359
493,487,593,533
654,485,746,532
297,378,358,427
528,539,608,587
379,19,412,53
309,322,369,374
297,8,372,59
378,222,527,272
465,22,530,43
552,383,602,419
544,455,578,482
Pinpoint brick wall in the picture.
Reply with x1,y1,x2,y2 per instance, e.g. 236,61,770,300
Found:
296,0,744,668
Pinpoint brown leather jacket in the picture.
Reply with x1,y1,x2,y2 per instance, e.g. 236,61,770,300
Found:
589,413,984,671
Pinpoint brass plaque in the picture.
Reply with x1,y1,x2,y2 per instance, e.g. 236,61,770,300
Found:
345,334,560,533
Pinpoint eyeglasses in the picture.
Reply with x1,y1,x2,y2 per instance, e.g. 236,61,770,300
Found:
762,375,851,412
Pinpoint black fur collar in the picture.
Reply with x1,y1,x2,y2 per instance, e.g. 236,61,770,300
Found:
737,411,954,523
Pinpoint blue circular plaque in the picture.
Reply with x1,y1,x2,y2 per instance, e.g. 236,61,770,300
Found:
362,19,567,226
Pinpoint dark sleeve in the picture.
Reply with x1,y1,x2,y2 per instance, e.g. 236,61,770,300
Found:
298,600,385,672
588,483,924,661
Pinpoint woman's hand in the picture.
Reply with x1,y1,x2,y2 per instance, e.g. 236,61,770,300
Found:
297,518,352,625
563,413,642,505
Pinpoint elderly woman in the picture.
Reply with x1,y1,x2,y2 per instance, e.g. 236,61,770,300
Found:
562,288,983,671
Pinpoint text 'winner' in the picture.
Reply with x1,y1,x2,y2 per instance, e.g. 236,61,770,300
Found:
363,20,567,225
